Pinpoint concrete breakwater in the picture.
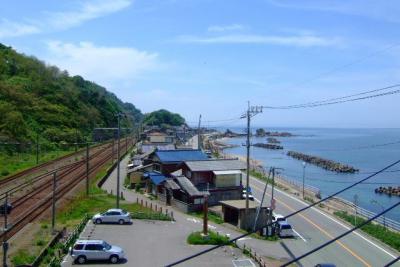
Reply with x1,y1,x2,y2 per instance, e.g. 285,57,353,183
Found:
267,137,280,144
253,143,283,150
287,151,359,173
375,186,400,197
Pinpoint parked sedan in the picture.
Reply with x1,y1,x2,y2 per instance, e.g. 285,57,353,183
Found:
70,239,125,264
92,209,132,224
0,203,12,215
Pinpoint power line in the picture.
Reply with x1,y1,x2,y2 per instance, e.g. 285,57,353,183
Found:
263,84,400,109
281,200,400,266
279,42,400,91
384,256,400,267
164,158,400,266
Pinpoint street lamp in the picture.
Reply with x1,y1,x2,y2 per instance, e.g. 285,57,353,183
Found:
302,162,306,199
371,199,386,229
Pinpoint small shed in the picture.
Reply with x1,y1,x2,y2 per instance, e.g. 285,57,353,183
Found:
220,200,271,231
143,171,167,195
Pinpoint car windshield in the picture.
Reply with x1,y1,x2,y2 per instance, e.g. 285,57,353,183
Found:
281,224,292,230
103,242,112,250
121,209,128,214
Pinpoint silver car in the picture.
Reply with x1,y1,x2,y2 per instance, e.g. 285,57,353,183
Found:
70,239,125,264
92,209,132,225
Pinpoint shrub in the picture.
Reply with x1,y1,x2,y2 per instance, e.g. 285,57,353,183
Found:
187,231,230,245
334,211,400,252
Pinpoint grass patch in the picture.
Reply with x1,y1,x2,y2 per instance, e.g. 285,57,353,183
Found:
189,211,224,224
11,250,36,266
334,211,400,252
187,230,230,245
0,148,77,180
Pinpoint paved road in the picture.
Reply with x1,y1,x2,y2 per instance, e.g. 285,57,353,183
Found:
249,175,400,267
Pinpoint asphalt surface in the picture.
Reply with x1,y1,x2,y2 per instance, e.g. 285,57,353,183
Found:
61,219,250,267
249,175,400,267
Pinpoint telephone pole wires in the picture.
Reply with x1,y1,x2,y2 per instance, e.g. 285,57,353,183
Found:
243,103,263,216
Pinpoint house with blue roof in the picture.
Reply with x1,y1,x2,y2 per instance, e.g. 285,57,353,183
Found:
143,171,168,195
144,149,209,174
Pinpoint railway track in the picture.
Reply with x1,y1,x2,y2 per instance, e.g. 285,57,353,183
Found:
0,141,109,194
0,141,113,202
0,137,133,240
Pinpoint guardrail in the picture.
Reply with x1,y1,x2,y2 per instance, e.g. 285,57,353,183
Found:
332,197,400,232
47,214,90,267
276,175,321,196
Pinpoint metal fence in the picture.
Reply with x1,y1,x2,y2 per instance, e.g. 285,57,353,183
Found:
332,197,400,232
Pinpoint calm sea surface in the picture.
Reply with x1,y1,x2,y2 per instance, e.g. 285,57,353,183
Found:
221,127,400,222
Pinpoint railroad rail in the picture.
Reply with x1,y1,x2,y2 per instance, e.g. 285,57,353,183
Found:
0,138,133,240
0,141,108,190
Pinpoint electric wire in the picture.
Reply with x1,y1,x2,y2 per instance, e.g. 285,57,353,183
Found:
384,256,400,267
164,159,400,266
263,85,400,109
281,200,400,266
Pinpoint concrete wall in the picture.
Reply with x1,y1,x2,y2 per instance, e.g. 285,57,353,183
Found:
208,188,242,206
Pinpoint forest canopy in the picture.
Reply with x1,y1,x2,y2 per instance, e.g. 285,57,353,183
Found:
0,43,143,144
143,109,185,127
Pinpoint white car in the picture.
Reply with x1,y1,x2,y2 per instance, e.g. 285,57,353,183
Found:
277,221,293,238
92,209,132,224
70,240,125,264
241,189,255,201
272,213,286,223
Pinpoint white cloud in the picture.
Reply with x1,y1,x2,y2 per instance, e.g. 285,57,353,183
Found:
47,0,132,30
267,0,400,23
0,19,40,38
0,0,132,38
44,41,158,87
176,33,340,47
208,24,245,32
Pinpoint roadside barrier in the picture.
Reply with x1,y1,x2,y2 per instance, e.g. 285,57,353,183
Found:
333,197,400,232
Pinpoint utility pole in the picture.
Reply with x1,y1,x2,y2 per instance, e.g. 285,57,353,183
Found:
253,169,270,231
116,113,122,209
197,114,202,150
86,142,90,195
52,172,57,234
36,133,39,165
203,194,208,236
302,162,306,199
243,103,263,214
111,138,115,164
2,192,8,267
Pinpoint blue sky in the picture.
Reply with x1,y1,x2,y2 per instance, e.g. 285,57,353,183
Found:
1,0,400,128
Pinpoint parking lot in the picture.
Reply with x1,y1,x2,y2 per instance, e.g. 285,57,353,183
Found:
61,219,251,267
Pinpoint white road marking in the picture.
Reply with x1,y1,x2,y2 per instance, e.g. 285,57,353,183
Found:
237,237,252,241
254,197,261,203
292,228,307,242
250,177,398,259
187,218,201,223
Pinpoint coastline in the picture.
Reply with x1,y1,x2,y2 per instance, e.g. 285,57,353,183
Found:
210,136,400,230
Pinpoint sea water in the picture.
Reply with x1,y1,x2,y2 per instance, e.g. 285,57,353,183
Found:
222,127,400,222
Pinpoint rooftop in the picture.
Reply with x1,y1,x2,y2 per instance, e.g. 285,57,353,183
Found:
184,159,246,172
220,200,265,210
143,171,167,185
175,176,204,197
154,149,208,163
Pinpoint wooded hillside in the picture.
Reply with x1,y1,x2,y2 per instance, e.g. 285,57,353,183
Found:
0,43,143,145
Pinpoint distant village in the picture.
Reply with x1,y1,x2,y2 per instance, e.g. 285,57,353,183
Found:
125,125,269,230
